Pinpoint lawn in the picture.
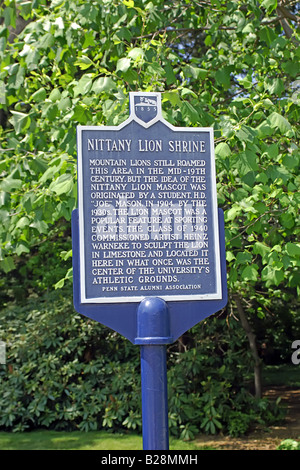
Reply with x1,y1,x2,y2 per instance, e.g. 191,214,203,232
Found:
0,430,200,450
263,364,300,387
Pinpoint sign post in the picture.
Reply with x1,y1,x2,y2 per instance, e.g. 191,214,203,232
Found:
136,297,171,450
72,92,227,450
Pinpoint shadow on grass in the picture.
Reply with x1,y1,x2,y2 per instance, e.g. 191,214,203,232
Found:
0,430,200,450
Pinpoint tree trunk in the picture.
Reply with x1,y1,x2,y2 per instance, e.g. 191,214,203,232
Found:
234,294,262,399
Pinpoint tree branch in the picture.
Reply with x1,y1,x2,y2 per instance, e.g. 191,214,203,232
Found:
132,25,235,41
276,5,300,45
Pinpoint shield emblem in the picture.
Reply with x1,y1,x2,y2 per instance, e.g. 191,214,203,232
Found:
133,94,158,123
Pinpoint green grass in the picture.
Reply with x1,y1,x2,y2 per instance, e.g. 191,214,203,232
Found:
0,430,200,450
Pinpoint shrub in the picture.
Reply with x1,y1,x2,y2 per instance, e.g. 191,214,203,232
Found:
166,317,284,439
277,439,300,450
0,290,141,432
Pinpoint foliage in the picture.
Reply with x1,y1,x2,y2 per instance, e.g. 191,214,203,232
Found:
0,0,299,311
0,290,283,437
167,316,284,439
277,439,300,450
0,290,141,432
253,300,300,364
0,224,72,305
264,364,300,387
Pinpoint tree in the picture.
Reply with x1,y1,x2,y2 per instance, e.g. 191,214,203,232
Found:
0,0,299,389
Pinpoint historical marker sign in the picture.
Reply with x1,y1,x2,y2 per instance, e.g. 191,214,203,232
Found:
76,92,222,305
73,92,227,450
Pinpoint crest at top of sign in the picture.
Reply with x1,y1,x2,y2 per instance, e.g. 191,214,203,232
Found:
129,92,162,128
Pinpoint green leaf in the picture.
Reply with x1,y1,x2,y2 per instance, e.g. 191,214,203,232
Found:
16,241,30,256
40,33,55,49
215,66,231,89
30,219,48,234
283,61,300,78
58,97,71,112
74,56,94,70
0,176,22,192
9,111,31,134
0,256,15,273
280,213,295,229
261,265,284,286
184,64,207,80
226,205,242,221
116,26,132,42
31,87,47,103
49,88,61,102
282,154,299,169
72,105,91,124
268,165,291,184
73,74,93,97
128,48,144,60
4,7,16,28
54,278,65,289
265,78,284,96
236,125,257,143
256,120,273,138
162,91,181,107
60,249,72,261
226,251,235,262
235,151,258,176
146,62,164,76
261,0,277,13
268,112,292,134
65,267,73,280
42,103,58,120
92,77,116,94
116,57,131,73
30,157,48,175
123,0,134,8
181,101,198,124
241,265,258,281
39,165,59,184
181,87,197,98
215,142,231,158
286,243,300,257
236,252,252,265
253,242,271,263
83,31,96,48
16,216,30,229
49,174,74,196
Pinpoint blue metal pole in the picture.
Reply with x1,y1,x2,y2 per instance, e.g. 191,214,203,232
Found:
134,297,173,451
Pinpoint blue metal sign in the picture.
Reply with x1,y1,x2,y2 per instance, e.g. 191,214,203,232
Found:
72,92,227,344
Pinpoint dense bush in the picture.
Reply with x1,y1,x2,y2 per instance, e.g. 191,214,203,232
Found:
0,290,141,433
167,316,283,439
0,289,282,438
277,439,300,451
